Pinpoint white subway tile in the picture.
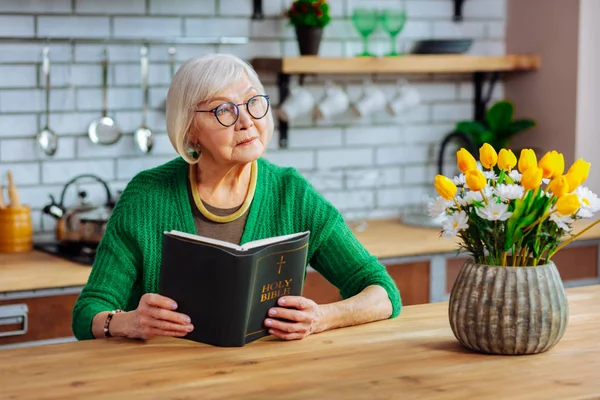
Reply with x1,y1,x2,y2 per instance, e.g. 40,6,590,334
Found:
75,0,145,14
75,44,142,62
113,64,171,86
114,111,145,133
405,1,452,18
48,112,97,135
31,210,43,231
186,18,250,37
113,17,182,38
288,128,343,148
1,137,75,162
468,40,505,56
346,0,405,14
398,20,432,40
327,0,344,17
0,115,38,138
38,16,110,38
146,110,167,133
323,20,354,40
487,22,505,39
262,149,315,170
400,104,430,123
76,135,139,159
345,167,402,188
345,126,402,146
0,163,40,185
218,41,282,60
299,170,344,191
432,22,486,39
412,82,456,101
464,0,506,19
317,148,373,169
458,81,474,100
146,133,178,156
250,19,284,39
403,123,455,144
43,159,114,184
147,44,218,62
150,0,215,15
322,190,375,211
376,188,409,208
432,103,473,122
0,16,34,37
0,0,71,13
70,65,104,87
78,88,143,111
116,157,176,180
0,65,37,88
0,90,41,113
0,44,71,63
284,40,343,57
376,144,430,165
459,81,505,102
403,164,436,185
14,185,63,209
149,87,168,109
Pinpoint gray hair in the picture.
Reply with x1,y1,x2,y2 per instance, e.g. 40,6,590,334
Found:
166,53,273,163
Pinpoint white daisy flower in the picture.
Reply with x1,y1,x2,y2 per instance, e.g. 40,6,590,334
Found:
550,213,574,232
457,190,482,207
476,201,513,221
509,170,522,183
452,173,466,187
494,184,524,202
428,196,453,218
442,210,469,238
484,170,497,180
575,186,600,218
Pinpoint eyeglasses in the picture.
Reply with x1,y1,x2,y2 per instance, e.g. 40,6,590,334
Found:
194,94,270,127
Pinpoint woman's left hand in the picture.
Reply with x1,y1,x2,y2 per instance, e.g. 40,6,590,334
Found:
265,296,325,340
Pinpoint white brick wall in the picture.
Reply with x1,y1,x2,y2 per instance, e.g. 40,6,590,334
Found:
0,0,507,232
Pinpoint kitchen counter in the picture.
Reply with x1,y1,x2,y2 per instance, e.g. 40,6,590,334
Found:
1,285,598,399
2,218,600,293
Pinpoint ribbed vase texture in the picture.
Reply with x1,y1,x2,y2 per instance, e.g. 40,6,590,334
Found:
448,259,569,355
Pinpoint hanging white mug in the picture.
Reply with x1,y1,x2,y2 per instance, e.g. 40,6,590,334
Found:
314,82,349,120
351,83,387,118
277,86,314,122
387,80,421,116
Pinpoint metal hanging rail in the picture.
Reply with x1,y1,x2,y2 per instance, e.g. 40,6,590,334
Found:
0,36,249,45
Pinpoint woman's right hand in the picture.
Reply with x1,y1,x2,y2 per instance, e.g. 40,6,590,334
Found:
127,293,194,340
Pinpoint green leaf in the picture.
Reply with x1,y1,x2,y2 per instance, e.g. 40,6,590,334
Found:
504,194,529,251
456,121,487,137
508,119,536,135
486,100,514,133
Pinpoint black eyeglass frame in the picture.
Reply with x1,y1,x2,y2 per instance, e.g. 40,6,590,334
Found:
194,94,270,127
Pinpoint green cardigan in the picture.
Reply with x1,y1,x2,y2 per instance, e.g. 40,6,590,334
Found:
72,157,402,340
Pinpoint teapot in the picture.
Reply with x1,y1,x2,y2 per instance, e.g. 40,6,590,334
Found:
42,174,115,251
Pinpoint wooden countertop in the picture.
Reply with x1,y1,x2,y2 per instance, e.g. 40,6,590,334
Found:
1,285,598,399
2,218,600,293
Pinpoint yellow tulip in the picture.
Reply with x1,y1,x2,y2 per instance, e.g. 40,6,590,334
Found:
521,166,543,191
479,143,498,169
565,158,591,190
556,193,580,216
465,169,487,192
434,175,457,200
518,148,537,173
497,148,517,171
456,148,477,174
548,175,569,198
538,151,565,179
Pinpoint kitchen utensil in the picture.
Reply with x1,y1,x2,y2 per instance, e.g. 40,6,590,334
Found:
88,48,121,145
36,47,58,156
0,205,33,253
134,46,153,154
381,8,406,56
42,174,115,250
351,8,379,57
7,171,21,208
158,47,176,114
410,39,473,54
0,184,6,209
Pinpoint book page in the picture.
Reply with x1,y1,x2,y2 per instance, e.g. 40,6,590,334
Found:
240,231,309,251
165,231,243,251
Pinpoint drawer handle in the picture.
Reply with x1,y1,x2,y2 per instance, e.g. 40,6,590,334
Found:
0,304,29,338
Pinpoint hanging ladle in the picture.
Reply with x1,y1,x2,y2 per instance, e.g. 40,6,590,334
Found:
36,47,58,156
88,47,120,145
134,46,153,153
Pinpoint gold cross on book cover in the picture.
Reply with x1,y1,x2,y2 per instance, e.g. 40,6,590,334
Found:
158,230,310,347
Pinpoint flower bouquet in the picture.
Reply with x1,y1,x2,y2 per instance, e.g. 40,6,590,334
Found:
433,144,598,355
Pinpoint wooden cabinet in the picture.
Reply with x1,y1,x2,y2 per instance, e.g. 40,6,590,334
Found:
0,293,79,346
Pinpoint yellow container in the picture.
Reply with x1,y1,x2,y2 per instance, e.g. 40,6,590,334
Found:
0,206,33,253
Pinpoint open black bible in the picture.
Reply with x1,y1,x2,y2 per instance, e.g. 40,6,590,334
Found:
159,230,310,347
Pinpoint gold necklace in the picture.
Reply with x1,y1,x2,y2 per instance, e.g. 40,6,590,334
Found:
189,161,258,223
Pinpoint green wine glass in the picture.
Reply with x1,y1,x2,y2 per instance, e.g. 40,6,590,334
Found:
351,8,379,57
381,9,407,56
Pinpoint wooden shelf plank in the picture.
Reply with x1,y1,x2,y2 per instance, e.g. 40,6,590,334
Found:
252,55,541,74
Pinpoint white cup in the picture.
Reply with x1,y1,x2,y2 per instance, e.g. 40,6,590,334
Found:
277,86,314,122
351,86,387,118
314,82,349,120
387,81,421,116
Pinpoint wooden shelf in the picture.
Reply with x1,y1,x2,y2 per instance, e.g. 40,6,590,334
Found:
251,55,541,75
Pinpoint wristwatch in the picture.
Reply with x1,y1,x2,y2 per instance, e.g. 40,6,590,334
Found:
103,309,123,338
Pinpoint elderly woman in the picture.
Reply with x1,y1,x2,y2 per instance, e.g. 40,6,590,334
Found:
72,53,401,342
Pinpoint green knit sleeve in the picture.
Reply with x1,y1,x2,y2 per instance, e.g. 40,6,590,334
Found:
289,171,402,318
71,202,141,340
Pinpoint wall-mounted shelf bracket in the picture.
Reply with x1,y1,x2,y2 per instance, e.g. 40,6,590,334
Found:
453,0,466,22
277,73,291,148
473,71,499,122
252,0,264,20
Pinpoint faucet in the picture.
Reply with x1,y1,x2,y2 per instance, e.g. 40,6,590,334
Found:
437,130,478,176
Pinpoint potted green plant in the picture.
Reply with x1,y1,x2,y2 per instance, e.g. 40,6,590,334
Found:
455,100,536,154
285,0,331,55
431,145,600,354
